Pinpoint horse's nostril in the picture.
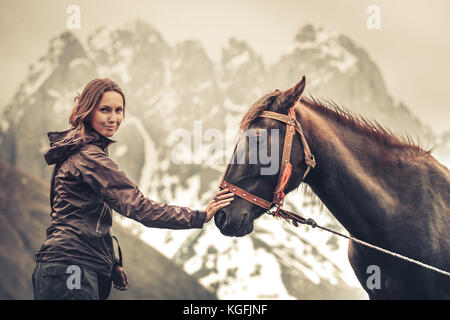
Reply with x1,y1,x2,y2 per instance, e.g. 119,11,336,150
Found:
214,209,226,229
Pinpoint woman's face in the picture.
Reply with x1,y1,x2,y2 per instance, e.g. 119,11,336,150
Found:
89,91,124,138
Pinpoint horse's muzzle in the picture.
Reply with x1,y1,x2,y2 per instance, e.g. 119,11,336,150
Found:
214,209,253,237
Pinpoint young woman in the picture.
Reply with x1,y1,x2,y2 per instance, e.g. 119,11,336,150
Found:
32,78,234,300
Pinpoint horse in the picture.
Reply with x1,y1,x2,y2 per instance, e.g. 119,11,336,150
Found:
214,76,450,299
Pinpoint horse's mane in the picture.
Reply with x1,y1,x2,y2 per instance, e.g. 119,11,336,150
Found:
301,95,431,155
240,90,430,155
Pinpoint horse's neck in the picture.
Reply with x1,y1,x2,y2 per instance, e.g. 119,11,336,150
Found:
296,103,420,240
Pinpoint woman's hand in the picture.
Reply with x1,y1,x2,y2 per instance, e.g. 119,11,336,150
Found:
205,189,234,222
112,265,129,291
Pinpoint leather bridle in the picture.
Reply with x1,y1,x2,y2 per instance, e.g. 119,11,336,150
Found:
219,100,316,222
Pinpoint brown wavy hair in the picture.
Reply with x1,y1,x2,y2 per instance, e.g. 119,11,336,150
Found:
69,78,126,143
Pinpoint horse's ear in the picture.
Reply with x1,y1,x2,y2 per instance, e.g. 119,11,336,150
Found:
278,76,306,110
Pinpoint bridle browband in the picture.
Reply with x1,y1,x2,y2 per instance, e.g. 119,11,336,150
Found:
219,100,316,222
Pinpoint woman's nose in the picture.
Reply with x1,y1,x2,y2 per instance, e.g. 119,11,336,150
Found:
108,113,117,123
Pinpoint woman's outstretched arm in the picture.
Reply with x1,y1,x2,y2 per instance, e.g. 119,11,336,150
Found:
78,144,233,229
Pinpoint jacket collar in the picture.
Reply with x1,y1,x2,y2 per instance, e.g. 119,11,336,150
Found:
44,124,117,165
84,123,117,152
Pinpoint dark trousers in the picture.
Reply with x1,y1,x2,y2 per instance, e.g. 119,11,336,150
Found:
32,262,112,300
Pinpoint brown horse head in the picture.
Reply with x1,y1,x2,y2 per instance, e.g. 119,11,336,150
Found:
215,76,311,236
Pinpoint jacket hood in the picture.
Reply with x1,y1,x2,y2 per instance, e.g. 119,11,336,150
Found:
44,124,116,165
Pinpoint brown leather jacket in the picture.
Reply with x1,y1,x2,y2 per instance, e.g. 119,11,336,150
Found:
36,125,206,277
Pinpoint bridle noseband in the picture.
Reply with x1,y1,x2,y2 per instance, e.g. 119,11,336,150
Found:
219,100,316,219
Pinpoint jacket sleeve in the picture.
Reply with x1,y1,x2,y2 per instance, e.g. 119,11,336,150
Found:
78,145,206,229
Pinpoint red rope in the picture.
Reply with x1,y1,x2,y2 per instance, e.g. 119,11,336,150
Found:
272,162,292,217
275,162,292,194
272,107,296,218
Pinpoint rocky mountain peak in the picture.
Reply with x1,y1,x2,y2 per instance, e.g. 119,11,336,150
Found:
295,24,325,43
48,31,84,66
13,31,87,104
221,38,265,105
124,19,164,40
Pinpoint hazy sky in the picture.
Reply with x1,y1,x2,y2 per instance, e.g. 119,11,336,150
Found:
1,0,449,134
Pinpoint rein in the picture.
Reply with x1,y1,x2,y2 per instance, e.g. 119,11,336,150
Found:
219,101,450,278
269,207,450,277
